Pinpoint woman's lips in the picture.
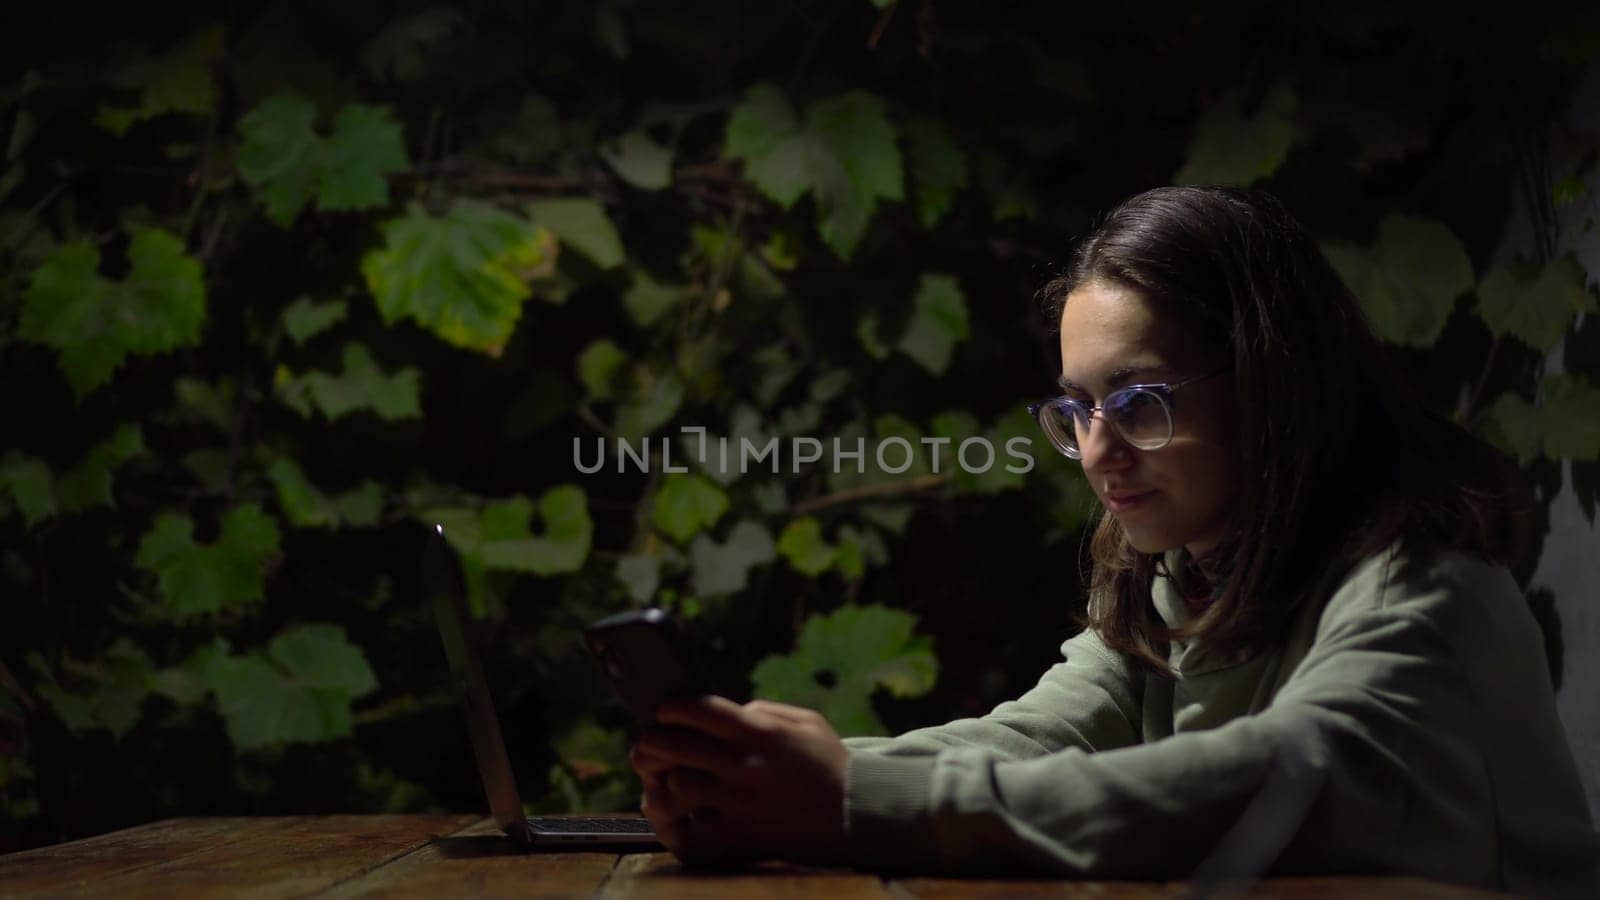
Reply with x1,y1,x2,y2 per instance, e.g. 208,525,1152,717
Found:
1104,490,1155,513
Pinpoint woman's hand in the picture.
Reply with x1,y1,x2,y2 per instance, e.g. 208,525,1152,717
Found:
629,696,849,866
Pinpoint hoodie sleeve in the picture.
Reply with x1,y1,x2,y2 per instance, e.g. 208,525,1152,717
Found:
841,625,1144,761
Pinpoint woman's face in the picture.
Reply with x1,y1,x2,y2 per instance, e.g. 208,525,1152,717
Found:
1057,280,1241,558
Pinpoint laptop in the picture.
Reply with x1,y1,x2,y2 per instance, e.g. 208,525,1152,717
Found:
424,523,661,850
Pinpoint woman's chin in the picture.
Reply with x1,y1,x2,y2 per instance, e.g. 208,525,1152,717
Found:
1118,525,1180,556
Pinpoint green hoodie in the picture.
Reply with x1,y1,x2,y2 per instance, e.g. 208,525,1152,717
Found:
841,540,1600,898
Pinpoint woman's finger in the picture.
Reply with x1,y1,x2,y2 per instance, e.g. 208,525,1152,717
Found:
742,698,819,725
655,695,778,745
665,766,747,810
641,780,687,822
673,808,745,867
641,785,688,860
629,743,676,781
633,725,749,775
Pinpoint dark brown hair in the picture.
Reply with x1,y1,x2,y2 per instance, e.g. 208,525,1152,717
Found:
1040,186,1530,676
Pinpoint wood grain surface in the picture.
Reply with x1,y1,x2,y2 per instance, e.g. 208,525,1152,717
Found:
0,817,1514,898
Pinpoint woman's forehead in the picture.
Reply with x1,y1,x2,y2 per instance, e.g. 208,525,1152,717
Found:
1057,283,1191,382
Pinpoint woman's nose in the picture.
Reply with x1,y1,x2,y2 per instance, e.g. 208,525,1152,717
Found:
1077,411,1132,472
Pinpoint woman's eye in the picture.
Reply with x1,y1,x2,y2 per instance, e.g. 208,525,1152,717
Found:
1108,392,1167,428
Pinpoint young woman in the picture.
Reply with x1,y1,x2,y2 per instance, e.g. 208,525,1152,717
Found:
628,186,1600,897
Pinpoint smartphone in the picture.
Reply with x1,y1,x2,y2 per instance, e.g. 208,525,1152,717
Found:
584,608,718,726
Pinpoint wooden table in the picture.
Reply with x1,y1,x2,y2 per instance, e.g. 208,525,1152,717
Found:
0,815,1509,898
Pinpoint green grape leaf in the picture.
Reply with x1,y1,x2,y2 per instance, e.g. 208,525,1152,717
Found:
751,604,937,737
689,521,776,597
135,505,281,616
739,256,784,304
858,313,891,360
167,626,376,751
1175,84,1297,187
1476,256,1596,351
119,228,208,352
147,638,227,707
577,339,627,401
874,415,933,479
760,229,801,271
833,538,864,581
1484,392,1542,464
173,377,235,430
615,371,685,442
33,682,96,732
362,201,557,353
821,422,872,493
19,229,206,395
0,455,56,529
897,273,969,375
1541,375,1600,461
754,343,801,407
491,94,562,165
427,485,594,577
836,525,888,578
282,296,348,345
95,26,223,135
333,481,384,527
860,502,913,535
929,411,980,444
724,84,902,259
319,104,409,211
236,92,321,225
1323,214,1474,347
725,83,812,208
653,474,729,544
679,405,769,487
805,92,903,259
1553,175,1588,208
57,424,145,512
362,8,466,82
615,553,661,604
279,343,421,421
751,481,788,515
180,450,232,493
268,624,379,698
776,517,836,576
266,457,340,528
34,641,154,739
528,197,625,269
237,93,411,224
941,409,1034,495
553,717,632,784
92,642,156,738
904,116,967,228
810,369,853,405
490,486,595,575
600,131,673,190
623,270,686,327
199,652,351,751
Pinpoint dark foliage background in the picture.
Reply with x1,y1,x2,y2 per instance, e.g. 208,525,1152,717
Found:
3,0,1599,850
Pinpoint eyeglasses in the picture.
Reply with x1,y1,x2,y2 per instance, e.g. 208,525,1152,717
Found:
1027,366,1228,460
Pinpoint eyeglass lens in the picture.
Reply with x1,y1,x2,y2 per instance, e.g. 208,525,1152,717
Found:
1039,389,1173,457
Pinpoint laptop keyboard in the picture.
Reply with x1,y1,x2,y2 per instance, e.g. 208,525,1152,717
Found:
528,816,655,834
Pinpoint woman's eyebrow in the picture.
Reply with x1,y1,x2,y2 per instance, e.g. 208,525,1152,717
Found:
1056,365,1166,393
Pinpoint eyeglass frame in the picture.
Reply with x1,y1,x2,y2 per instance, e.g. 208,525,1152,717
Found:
1027,365,1230,459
